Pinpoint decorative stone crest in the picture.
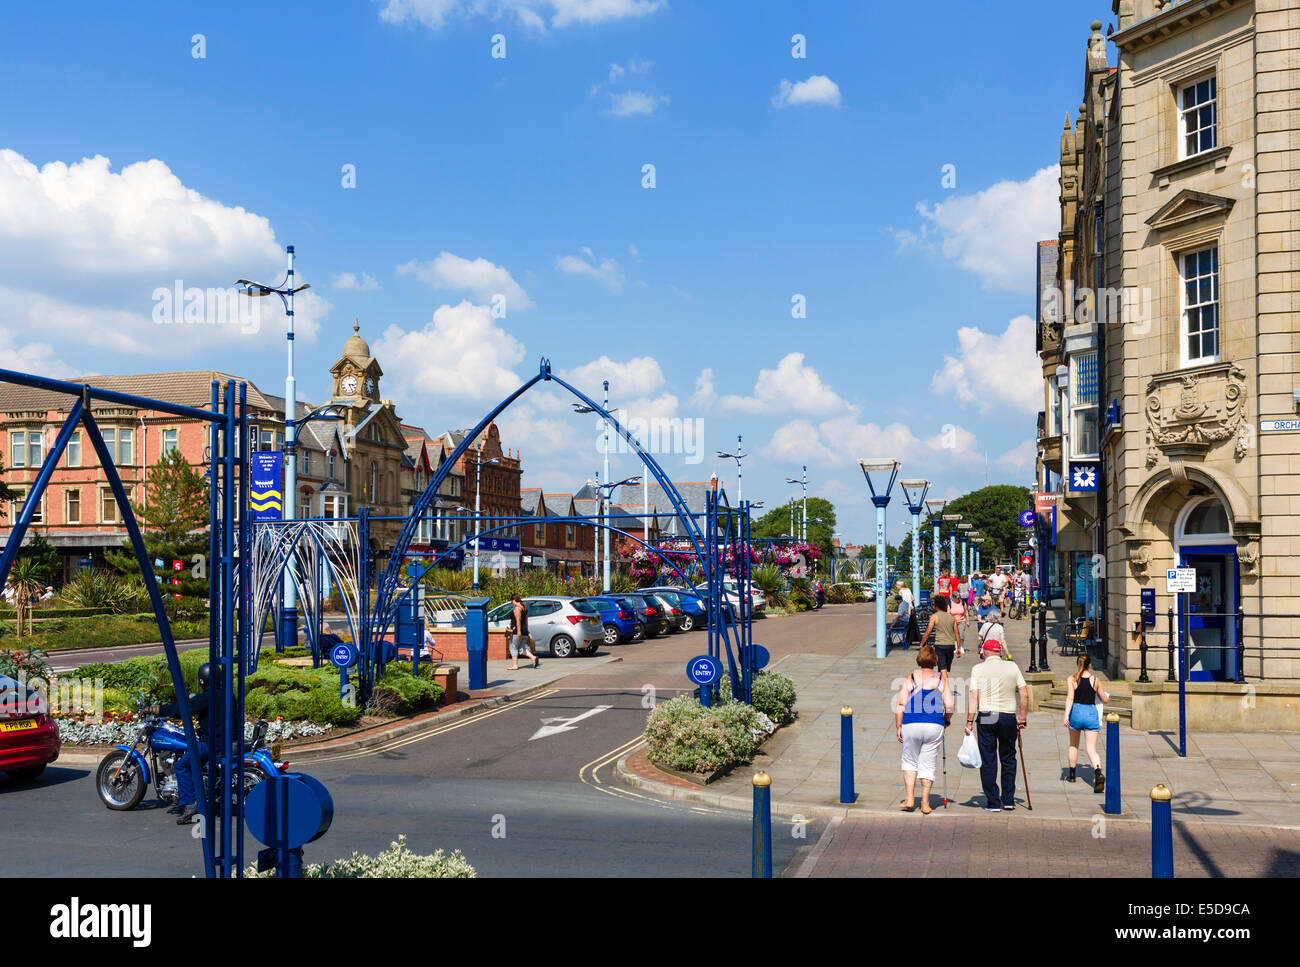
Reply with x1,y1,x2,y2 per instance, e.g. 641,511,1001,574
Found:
1238,540,1258,574
1127,540,1151,575
1144,364,1248,477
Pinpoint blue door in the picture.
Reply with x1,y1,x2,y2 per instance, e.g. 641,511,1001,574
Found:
1177,546,1238,682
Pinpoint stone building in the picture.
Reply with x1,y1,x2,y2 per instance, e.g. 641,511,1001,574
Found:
1038,0,1300,692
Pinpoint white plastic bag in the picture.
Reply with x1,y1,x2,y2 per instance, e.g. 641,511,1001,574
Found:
958,732,982,769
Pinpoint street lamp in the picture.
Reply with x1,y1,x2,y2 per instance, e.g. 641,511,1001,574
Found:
717,435,748,502
899,478,930,606
472,444,501,591
942,513,962,587
859,458,900,659
924,497,946,593
785,474,806,543
596,474,641,592
573,380,616,597
958,522,972,575
238,246,312,649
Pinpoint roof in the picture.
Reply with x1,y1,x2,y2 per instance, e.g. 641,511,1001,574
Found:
519,489,542,515
0,371,277,415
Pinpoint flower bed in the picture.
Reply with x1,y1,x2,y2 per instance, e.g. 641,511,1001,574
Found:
56,717,334,746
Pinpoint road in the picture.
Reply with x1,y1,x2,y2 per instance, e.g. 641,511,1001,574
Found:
0,604,877,877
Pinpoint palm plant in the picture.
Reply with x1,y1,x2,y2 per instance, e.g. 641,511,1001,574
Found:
751,564,786,609
9,558,46,636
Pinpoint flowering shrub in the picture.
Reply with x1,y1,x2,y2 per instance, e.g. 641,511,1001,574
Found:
717,670,798,727
0,646,52,683
56,717,334,745
643,694,758,775
246,835,475,878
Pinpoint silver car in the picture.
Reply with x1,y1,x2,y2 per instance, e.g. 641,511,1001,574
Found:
486,596,604,658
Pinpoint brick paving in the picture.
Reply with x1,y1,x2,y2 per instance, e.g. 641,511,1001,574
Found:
789,813,1300,878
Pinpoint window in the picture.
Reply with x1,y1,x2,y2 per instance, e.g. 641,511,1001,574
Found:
9,430,41,467
12,489,42,524
368,462,376,503
1179,76,1217,159
101,428,134,466
100,488,120,523
161,429,179,456
328,452,335,480
1181,246,1219,365
1070,351,1099,458
565,524,576,547
67,431,82,467
302,450,311,476
65,488,81,524
535,521,545,543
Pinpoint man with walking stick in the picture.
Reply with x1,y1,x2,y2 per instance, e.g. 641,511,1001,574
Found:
965,635,1029,812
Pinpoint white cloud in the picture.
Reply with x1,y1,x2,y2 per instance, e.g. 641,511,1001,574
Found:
721,352,853,416
378,0,663,31
901,165,1060,292
932,315,1041,416
556,248,625,289
397,252,533,310
372,300,525,401
0,324,76,379
607,90,669,117
996,439,1037,471
771,75,842,109
332,271,379,291
562,355,665,399
608,56,652,84
762,414,980,473
689,368,716,410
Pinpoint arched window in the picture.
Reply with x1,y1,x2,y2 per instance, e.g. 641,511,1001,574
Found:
1177,496,1230,540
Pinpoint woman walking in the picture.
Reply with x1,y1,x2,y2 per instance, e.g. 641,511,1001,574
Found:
918,594,962,672
949,591,969,642
1063,654,1109,791
507,594,539,670
895,644,954,814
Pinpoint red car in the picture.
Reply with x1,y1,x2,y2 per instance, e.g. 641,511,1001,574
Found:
0,679,60,782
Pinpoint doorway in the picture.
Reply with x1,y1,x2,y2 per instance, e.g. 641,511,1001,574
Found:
1174,497,1239,682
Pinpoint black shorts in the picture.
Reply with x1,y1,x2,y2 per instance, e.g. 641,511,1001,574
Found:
935,645,956,673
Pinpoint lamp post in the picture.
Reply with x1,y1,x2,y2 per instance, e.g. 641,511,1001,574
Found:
899,479,930,604
717,435,748,502
859,458,900,659
598,474,642,592
943,514,962,585
925,498,946,593
958,522,972,576
472,444,500,591
785,474,805,543
238,246,312,649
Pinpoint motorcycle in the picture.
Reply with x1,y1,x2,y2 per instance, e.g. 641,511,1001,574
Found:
96,713,286,811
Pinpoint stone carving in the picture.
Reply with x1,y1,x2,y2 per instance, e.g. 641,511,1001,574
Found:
1238,541,1258,574
1144,364,1248,476
1127,541,1151,575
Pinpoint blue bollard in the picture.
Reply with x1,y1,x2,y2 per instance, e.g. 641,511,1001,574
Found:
752,772,772,878
1151,784,1173,878
840,706,856,804
1104,712,1121,815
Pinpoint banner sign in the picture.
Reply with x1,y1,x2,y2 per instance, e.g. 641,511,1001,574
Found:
250,451,283,521
475,537,520,552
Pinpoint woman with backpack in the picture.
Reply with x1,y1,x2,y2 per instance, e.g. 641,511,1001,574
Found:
1063,654,1109,791
894,644,954,814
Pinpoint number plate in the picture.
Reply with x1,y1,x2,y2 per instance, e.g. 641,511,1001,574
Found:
0,719,38,733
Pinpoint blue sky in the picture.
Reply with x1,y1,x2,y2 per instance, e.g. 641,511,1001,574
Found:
0,0,1104,541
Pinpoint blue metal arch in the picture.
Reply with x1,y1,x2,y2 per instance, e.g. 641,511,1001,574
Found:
369,359,712,675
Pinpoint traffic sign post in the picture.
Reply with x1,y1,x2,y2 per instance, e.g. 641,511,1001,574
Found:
1164,569,1194,757
687,654,722,707
329,641,358,701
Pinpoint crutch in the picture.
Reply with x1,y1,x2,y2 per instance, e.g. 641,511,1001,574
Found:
1016,726,1033,810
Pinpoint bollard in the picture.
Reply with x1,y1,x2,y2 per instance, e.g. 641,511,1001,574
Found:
840,706,856,804
1137,624,1150,683
752,771,772,878
1150,784,1173,878
1104,712,1121,815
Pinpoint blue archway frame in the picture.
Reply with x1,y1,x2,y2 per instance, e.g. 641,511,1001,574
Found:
367,359,722,687
0,368,249,880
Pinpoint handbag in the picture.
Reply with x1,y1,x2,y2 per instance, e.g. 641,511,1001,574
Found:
958,732,982,768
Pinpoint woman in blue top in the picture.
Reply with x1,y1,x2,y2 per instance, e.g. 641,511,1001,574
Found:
895,644,954,814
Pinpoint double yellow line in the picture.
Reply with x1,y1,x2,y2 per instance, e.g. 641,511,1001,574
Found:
310,689,560,763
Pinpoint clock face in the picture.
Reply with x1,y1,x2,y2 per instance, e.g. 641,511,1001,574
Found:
341,375,358,394
365,377,375,395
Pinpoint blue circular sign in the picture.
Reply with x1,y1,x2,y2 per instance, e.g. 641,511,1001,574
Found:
686,655,721,686
739,644,771,671
330,642,357,669
1018,510,1035,527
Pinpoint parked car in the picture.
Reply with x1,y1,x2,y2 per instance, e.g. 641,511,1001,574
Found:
486,596,603,657
645,591,688,633
619,593,671,637
641,587,706,631
580,595,644,645
0,676,60,783
693,578,766,616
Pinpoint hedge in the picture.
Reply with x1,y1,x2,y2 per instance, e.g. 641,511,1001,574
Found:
643,695,758,776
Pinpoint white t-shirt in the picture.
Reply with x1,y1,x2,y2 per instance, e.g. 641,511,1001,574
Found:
991,573,1009,591
899,587,914,606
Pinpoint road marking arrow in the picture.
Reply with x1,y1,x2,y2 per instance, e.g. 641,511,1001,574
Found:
528,705,613,741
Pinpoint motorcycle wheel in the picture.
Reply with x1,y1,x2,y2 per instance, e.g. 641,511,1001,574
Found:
96,752,147,811
241,766,266,799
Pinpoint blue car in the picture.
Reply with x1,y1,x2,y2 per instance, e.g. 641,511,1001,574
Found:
580,596,644,645
642,586,707,631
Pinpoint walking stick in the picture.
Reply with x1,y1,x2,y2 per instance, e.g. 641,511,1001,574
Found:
1016,726,1032,810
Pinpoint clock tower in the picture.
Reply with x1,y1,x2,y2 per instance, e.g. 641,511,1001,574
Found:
330,319,383,404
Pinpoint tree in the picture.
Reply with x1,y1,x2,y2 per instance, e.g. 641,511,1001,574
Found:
943,484,1032,564
751,497,837,566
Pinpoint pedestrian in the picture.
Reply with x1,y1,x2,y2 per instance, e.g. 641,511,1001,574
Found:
918,593,962,672
507,594,539,670
1063,654,1109,791
977,610,1011,663
965,636,1029,811
976,594,996,623
895,644,954,814
949,591,968,637
972,571,987,602
421,624,437,660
